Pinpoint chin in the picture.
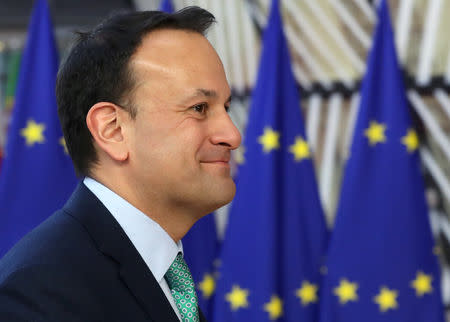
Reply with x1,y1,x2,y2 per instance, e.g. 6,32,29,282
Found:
204,181,236,212
216,182,236,206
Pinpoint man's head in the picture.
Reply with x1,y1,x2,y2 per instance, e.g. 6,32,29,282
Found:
57,7,217,177
57,7,241,227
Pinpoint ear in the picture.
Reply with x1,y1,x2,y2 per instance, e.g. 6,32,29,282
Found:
86,102,129,162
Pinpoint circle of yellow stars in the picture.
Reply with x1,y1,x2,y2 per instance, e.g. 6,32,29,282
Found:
364,120,419,152
224,121,426,317
330,271,433,313
257,127,310,162
223,272,434,316
224,281,319,320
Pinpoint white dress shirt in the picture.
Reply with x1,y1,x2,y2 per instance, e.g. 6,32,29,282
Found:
83,177,182,321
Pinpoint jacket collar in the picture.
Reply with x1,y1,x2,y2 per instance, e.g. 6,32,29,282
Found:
63,183,180,322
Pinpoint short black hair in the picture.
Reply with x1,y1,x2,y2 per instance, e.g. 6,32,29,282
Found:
56,7,216,177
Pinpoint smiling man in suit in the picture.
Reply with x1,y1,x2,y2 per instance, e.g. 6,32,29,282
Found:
0,7,240,322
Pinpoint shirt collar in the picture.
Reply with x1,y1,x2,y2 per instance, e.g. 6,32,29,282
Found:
83,177,183,282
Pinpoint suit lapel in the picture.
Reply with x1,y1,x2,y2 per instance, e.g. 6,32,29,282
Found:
199,308,207,322
64,183,179,322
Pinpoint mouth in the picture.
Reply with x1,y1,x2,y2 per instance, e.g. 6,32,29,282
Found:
199,150,231,170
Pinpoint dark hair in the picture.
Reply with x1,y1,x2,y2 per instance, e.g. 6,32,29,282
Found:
56,7,215,177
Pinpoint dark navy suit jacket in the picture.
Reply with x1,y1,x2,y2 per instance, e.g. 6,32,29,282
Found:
0,183,207,322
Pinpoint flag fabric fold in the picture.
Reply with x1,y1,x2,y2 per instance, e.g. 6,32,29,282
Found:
158,0,220,319
0,0,78,257
319,1,445,321
212,0,328,320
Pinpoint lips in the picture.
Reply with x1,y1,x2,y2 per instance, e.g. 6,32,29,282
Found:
201,159,229,163
199,151,231,164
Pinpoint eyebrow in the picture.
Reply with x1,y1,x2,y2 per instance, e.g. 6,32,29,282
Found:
197,88,217,97
190,88,232,104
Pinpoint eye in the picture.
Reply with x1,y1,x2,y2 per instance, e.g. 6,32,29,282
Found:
225,105,230,113
192,103,208,114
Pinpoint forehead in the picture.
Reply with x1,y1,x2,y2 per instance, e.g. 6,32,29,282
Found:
129,29,229,96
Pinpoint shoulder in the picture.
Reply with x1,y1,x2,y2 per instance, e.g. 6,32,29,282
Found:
0,207,111,285
0,208,97,273
0,183,150,321
0,183,114,276
0,209,117,321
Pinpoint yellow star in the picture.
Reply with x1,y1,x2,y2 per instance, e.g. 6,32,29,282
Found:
401,129,419,152
197,273,215,299
59,137,69,155
295,281,318,306
225,285,249,311
364,121,387,146
234,146,246,165
263,295,283,320
333,279,359,304
374,287,398,312
289,136,310,162
411,271,433,297
258,127,280,153
20,119,45,146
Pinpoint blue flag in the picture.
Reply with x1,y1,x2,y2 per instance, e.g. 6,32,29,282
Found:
183,216,220,319
319,1,445,321
159,0,174,13
0,0,78,257
158,0,220,319
212,0,328,320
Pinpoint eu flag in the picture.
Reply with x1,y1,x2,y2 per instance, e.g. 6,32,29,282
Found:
212,0,328,320
158,0,220,319
159,0,174,14
183,216,220,320
319,1,445,321
0,0,78,257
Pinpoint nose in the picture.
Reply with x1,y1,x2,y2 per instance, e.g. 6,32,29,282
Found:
209,110,241,150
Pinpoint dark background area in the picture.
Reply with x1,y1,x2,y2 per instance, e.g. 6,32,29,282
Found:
0,0,135,30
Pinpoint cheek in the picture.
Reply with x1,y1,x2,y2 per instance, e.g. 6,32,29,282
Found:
170,118,208,154
133,117,207,166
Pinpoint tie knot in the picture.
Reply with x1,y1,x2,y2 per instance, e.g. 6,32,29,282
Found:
165,253,196,293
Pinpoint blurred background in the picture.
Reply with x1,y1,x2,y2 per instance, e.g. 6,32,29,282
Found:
0,0,450,318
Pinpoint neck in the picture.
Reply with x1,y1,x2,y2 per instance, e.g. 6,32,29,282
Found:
89,171,204,243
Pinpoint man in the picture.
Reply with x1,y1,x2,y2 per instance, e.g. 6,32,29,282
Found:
0,7,240,322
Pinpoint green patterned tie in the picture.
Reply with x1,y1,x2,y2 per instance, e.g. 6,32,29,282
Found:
165,253,200,321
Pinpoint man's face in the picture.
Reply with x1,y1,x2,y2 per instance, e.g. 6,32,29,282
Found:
124,29,241,217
